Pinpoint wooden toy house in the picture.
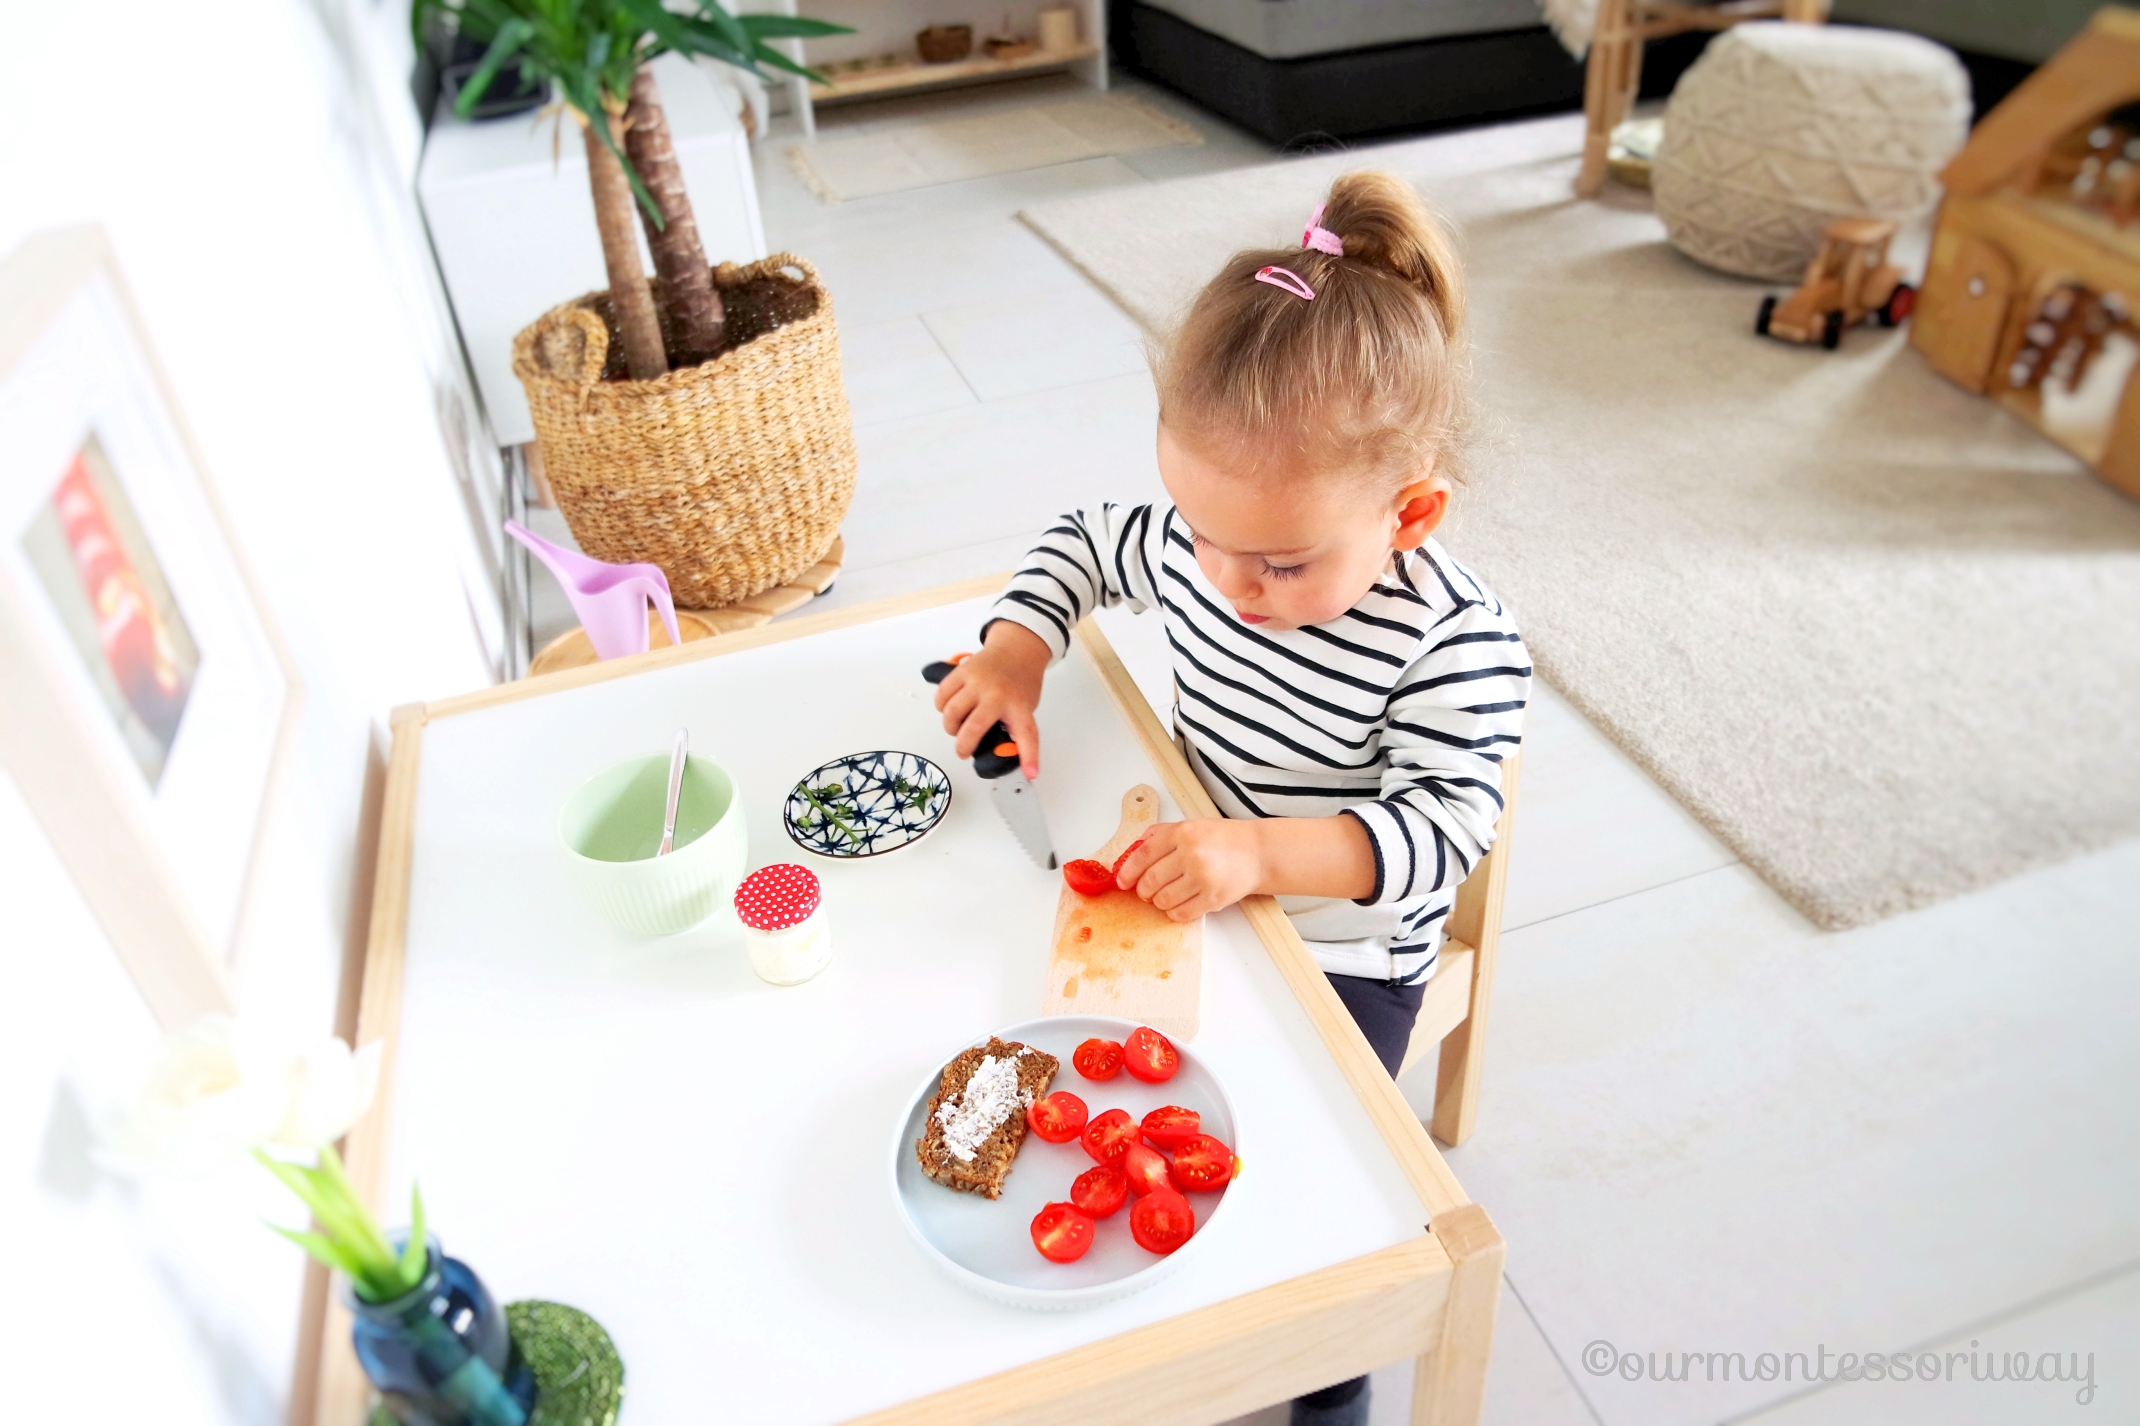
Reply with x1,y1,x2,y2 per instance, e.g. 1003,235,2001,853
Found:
1911,7,2140,498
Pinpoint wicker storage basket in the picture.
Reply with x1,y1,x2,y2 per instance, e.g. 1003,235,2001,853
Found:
512,254,856,609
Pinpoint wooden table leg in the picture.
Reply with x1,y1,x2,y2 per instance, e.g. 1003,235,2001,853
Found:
1577,0,1641,197
1409,1204,1506,1425
1431,753,1521,1148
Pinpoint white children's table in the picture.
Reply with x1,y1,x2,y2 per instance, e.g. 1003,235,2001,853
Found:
300,577,1504,1426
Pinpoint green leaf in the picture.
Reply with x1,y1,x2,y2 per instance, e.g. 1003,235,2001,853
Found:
454,17,537,117
749,41,833,85
736,14,852,40
397,1183,429,1295
271,1224,368,1280
686,0,752,54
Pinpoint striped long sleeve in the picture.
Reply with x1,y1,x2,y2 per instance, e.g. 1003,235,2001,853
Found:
989,504,1529,985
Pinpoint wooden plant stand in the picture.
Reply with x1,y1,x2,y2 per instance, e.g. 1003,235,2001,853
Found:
526,535,845,678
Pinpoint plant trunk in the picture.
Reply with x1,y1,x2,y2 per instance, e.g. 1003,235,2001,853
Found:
582,112,668,381
625,66,725,359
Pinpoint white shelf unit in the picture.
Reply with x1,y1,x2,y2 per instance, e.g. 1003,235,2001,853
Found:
764,0,1108,138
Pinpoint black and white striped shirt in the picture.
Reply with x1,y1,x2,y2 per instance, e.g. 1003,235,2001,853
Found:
991,503,1529,985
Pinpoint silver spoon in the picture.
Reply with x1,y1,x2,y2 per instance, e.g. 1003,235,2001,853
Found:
657,728,688,856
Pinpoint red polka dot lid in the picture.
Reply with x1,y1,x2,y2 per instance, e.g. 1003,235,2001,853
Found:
734,863,821,930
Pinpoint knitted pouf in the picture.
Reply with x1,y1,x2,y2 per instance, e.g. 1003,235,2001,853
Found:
1651,23,1970,280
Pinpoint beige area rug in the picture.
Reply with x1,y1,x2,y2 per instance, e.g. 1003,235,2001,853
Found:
1019,134,2140,929
787,95,1201,202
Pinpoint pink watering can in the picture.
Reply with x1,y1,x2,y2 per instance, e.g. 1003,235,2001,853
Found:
506,521,681,661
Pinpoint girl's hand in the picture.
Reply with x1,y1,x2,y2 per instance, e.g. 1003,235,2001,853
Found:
933,621,1051,776
1113,820,1267,922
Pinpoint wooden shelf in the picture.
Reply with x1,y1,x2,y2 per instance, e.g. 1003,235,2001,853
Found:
810,44,1101,103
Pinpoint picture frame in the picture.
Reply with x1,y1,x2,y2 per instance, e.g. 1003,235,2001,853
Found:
0,225,303,1028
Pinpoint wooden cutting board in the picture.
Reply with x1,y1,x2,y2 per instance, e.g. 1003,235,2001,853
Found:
1042,785,1202,1039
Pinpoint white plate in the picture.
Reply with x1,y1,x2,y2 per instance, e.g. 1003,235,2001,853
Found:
890,1014,1238,1310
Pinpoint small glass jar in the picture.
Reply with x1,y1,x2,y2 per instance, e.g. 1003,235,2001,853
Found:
342,1234,532,1426
735,863,831,985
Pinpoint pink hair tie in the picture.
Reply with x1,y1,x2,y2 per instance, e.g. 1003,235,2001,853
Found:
1302,202,1345,256
1254,265,1315,301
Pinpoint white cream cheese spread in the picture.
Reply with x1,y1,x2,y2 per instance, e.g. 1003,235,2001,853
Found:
933,1054,1032,1163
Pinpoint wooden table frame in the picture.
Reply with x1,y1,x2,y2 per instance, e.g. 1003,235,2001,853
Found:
298,576,1505,1426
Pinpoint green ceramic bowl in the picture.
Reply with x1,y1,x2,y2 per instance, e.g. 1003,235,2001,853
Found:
558,752,747,936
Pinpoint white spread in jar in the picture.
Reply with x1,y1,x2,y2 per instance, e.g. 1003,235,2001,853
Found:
734,864,830,986
933,1054,1030,1163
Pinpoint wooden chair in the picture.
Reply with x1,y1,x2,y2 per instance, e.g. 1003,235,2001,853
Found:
1399,752,1522,1148
1577,0,1830,198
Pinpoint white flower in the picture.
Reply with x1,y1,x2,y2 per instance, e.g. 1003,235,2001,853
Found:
271,1036,382,1151
100,1017,381,1176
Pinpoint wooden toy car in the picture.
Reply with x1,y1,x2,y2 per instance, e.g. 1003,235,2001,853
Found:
1756,217,1917,349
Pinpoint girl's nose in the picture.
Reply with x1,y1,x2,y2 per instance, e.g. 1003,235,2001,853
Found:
1211,559,1258,603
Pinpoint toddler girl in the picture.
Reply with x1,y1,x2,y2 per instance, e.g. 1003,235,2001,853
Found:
939,176,1525,1415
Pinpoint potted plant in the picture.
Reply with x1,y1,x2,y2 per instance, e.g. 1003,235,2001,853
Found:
418,0,858,610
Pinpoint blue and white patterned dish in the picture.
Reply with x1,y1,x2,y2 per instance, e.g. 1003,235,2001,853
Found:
782,751,952,858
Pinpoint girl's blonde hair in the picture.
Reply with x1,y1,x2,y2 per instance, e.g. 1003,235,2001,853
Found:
1156,170,1468,490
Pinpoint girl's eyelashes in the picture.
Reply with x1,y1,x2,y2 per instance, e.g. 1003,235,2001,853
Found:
1190,531,1306,580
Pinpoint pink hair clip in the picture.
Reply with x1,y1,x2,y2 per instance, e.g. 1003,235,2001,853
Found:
1302,202,1345,256
1254,265,1315,301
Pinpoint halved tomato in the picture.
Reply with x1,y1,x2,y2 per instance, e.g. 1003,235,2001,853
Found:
1129,1186,1195,1254
1070,1163,1130,1218
1121,1141,1174,1197
1110,837,1147,879
1080,1107,1140,1164
1061,859,1114,896
1140,1105,1200,1150
1026,1091,1088,1144
1170,1133,1235,1192
1031,1201,1096,1263
1072,1038,1124,1081
1122,1026,1179,1083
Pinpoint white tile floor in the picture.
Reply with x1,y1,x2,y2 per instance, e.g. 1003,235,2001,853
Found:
555,68,2140,1425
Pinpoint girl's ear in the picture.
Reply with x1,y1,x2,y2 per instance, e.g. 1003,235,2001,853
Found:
1390,475,1451,550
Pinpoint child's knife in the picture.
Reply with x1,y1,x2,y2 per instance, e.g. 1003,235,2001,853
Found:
921,656,1059,870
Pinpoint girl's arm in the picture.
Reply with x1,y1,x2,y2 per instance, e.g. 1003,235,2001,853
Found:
1116,594,1530,922
934,503,1162,775
1115,815,1377,921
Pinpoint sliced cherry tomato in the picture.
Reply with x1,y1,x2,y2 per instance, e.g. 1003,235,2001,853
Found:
1110,837,1147,879
1030,1201,1096,1263
1025,1090,1088,1144
1122,1026,1179,1083
1061,859,1114,896
1129,1186,1195,1254
1070,1163,1130,1218
1170,1133,1236,1191
1072,1038,1124,1081
1121,1141,1174,1197
1140,1105,1200,1150
1080,1107,1140,1165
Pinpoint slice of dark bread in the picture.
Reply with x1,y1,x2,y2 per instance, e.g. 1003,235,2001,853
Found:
916,1037,1059,1199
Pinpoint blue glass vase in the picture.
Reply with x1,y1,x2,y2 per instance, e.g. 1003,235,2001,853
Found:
343,1235,533,1426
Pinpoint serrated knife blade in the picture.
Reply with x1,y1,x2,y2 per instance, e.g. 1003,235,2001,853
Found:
988,773,1059,870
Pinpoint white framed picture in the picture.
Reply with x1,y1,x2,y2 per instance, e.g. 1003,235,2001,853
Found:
0,226,303,1027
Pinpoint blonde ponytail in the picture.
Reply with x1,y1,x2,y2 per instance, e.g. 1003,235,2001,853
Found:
1156,169,1470,489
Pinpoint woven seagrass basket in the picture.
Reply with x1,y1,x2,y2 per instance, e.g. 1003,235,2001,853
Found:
511,254,856,609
